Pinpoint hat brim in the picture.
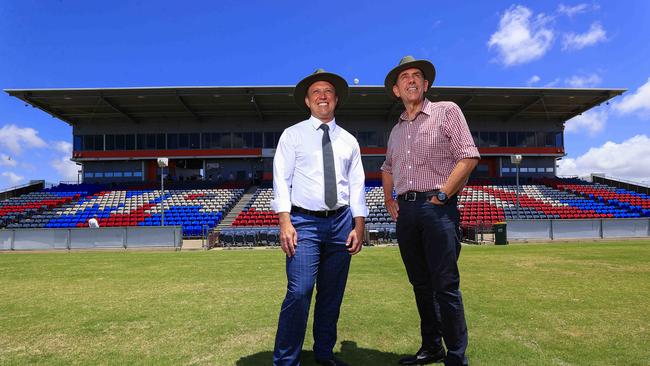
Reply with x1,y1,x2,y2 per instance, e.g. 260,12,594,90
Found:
384,60,436,100
294,72,349,111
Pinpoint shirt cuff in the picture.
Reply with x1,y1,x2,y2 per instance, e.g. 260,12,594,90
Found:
454,147,481,162
350,204,368,218
271,199,292,214
380,162,392,174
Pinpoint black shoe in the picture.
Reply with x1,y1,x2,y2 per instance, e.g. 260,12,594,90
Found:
315,357,350,366
398,347,446,365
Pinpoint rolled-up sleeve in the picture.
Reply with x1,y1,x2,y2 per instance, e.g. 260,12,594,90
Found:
348,141,368,218
380,129,394,174
271,131,295,213
444,103,480,162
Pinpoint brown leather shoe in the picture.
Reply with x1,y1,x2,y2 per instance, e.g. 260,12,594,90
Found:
398,347,446,365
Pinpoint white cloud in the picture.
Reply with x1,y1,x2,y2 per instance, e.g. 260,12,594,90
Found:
53,141,72,154
50,140,78,182
1,171,24,185
488,5,554,66
0,154,17,167
557,3,598,17
51,156,78,182
0,124,47,155
544,78,561,87
562,22,607,50
565,108,607,135
526,75,541,86
557,135,650,182
565,73,602,88
613,77,650,117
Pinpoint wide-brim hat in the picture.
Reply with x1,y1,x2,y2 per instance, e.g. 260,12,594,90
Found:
384,55,436,100
294,68,349,111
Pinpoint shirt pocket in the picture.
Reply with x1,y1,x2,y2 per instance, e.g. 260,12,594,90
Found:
414,126,448,164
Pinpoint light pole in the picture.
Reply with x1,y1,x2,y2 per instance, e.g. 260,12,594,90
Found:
511,155,522,219
157,158,169,227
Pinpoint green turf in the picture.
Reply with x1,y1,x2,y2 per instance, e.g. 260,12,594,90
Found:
1,242,649,365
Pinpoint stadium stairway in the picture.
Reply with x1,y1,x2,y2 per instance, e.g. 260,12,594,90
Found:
216,186,258,229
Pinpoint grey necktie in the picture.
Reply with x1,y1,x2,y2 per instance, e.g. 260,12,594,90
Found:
319,124,337,209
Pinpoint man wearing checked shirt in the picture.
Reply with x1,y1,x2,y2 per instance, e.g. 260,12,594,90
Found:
382,56,480,366
271,69,367,366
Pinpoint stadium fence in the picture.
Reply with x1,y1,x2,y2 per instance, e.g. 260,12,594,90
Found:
0,226,182,251
506,218,650,241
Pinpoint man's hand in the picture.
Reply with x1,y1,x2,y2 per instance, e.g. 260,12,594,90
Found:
346,216,365,255
384,198,399,221
428,197,444,205
346,227,364,255
278,213,297,257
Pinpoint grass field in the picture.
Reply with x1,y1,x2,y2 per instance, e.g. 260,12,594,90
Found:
1,241,649,366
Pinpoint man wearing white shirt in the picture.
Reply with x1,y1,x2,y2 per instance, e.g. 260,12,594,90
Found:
88,216,99,228
272,69,367,366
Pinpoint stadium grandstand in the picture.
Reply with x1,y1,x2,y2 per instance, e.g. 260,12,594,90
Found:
4,84,649,246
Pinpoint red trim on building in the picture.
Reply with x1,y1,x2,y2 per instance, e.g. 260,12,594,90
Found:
479,147,563,155
360,147,386,155
365,172,382,180
74,148,262,159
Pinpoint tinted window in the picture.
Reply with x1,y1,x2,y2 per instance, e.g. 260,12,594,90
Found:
189,133,200,149
73,135,83,151
178,134,189,149
115,135,125,150
125,135,135,150
105,135,115,150
167,134,178,149
156,134,166,149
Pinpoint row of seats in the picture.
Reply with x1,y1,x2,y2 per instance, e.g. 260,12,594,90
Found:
2,179,648,240
219,228,280,246
0,191,85,227
5,188,244,238
556,183,650,211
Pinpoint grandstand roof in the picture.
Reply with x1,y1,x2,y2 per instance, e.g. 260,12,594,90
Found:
5,85,625,125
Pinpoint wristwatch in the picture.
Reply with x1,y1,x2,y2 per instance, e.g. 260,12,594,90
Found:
436,191,448,204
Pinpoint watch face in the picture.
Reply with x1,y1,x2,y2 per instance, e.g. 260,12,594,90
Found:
437,192,447,202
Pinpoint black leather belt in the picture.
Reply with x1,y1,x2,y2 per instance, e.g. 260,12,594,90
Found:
397,190,439,202
291,205,348,218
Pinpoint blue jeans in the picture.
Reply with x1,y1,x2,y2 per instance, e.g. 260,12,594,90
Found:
397,198,469,366
273,207,353,366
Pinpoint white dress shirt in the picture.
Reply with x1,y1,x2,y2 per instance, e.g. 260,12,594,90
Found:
271,116,368,218
88,218,99,228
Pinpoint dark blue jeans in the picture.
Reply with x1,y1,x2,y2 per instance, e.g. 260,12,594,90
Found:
397,198,469,366
273,208,353,366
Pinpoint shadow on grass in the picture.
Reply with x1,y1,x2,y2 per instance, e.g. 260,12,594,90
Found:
236,340,409,365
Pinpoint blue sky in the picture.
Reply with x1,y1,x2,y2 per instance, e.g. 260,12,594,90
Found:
1,0,649,188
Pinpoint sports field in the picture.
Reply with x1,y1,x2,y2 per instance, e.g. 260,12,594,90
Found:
1,241,649,365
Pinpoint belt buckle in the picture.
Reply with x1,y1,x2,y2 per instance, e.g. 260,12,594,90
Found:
405,192,417,201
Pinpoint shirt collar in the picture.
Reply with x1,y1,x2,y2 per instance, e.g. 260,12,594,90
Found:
399,98,432,122
309,115,337,133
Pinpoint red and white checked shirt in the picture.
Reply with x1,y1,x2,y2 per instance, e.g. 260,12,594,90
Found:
381,99,480,195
